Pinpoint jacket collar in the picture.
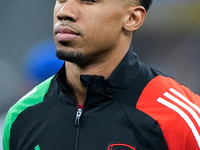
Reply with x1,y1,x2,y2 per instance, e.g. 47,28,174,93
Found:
56,46,143,105
79,47,143,90
108,48,142,89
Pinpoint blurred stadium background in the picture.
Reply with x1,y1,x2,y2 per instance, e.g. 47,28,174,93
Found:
0,0,200,149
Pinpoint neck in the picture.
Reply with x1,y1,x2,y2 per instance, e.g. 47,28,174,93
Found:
65,40,131,105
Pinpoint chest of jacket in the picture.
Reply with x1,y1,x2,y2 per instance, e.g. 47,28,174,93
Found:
10,92,167,150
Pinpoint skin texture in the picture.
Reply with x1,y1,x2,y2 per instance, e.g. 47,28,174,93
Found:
53,0,146,104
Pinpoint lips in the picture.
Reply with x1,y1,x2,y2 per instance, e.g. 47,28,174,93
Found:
55,26,80,42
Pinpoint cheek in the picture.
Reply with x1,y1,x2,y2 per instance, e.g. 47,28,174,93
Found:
53,10,58,25
53,4,62,24
87,12,122,33
82,19,121,48
79,7,124,43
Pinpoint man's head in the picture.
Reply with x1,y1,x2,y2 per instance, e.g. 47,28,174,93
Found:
53,0,152,66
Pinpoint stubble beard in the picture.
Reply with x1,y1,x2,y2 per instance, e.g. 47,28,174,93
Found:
56,48,82,63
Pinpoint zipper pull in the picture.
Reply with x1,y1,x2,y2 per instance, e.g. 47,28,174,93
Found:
75,108,82,125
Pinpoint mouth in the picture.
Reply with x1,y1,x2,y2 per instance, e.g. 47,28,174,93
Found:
54,25,81,42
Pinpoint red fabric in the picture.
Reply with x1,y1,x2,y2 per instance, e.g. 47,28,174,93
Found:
78,104,83,109
107,143,135,150
136,75,200,150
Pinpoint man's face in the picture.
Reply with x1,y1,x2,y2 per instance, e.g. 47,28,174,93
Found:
53,0,128,65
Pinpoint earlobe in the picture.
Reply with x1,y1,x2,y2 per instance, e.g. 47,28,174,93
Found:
123,6,146,32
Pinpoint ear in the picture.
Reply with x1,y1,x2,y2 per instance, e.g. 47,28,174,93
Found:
123,6,146,32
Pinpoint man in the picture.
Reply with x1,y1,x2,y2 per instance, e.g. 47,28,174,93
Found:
3,0,200,150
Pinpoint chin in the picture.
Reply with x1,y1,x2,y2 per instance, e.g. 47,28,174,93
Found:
56,49,82,63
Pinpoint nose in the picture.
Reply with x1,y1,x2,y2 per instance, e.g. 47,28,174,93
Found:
55,0,78,22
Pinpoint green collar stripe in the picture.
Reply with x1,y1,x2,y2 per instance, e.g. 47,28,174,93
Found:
3,76,54,150
35,145,41,150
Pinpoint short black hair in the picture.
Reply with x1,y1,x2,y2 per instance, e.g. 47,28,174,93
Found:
139,0,153,11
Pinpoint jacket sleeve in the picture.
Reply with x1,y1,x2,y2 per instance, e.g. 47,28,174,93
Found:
3,112,11,150
2,76,54,150
136,75,200,150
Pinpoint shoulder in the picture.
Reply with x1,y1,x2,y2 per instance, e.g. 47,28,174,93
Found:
137,75,200,106
6,75,54,121
2,76,54,150
136,75,200,150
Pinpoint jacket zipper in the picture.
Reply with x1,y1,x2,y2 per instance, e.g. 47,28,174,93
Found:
73,85,89,150
75,108,82,125
74,108,82,150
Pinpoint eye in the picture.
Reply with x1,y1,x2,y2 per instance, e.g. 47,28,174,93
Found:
81,0,97,3
57,0,66,2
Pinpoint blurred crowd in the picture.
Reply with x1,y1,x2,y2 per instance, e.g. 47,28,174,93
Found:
0,0,200,149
